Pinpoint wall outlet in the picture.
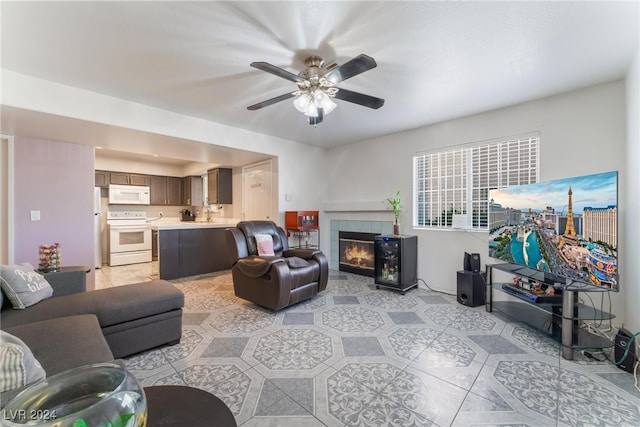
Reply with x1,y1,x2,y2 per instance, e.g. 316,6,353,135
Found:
30,210,41,221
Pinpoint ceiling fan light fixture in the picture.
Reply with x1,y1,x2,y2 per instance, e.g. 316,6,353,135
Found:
293,92,312,113
313,90,337,115
248,54,384,125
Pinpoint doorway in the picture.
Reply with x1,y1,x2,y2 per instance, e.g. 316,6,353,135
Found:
242,160,273,221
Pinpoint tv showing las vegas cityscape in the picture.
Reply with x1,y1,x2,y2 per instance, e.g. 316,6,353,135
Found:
488,171,618,290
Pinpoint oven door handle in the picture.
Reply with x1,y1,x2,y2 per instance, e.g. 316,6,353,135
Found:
111,226,150,233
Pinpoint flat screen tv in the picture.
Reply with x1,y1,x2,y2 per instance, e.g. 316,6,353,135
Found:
488,171,618,291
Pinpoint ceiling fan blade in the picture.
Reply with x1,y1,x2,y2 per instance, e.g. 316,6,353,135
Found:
334,88,385,109
247,92,296,111
250,62,304,83
325,54,378,84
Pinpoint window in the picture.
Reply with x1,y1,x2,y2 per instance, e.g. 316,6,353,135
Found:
414,134,539,230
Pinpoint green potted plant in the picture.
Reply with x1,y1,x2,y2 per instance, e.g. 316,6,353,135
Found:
386,190,403,235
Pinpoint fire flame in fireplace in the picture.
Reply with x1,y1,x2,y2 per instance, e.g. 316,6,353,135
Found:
342,244,374,268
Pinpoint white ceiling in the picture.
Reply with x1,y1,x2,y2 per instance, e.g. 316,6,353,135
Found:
1,1,638,164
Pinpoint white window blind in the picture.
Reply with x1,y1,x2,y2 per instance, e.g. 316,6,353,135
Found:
414,134,539,230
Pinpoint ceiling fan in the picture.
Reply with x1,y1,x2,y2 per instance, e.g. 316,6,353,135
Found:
247,54,385,126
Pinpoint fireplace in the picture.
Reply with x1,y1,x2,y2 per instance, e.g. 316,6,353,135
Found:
338,231,379,277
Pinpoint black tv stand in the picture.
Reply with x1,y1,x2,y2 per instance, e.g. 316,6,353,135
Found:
485,263,615,360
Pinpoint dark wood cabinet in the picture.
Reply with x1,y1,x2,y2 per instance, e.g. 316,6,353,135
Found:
150,176,166,205
130,174,150,186
110,172,130,185
207,168,232,205
150,176,183,205
167,177,182,205
158,228,230,280
183,176,203,206
109,172,150,186
95,170,110,188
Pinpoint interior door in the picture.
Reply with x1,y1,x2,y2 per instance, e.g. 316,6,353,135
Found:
243,160,273,221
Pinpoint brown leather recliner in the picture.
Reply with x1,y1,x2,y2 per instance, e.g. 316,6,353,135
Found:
225,221,329,311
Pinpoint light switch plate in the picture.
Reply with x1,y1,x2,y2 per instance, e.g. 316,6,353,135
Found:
30,210,41,221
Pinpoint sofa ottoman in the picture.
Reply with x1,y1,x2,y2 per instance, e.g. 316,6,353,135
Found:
2,280,184,358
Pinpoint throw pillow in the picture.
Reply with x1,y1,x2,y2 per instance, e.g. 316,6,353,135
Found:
0,264,53,309
254,234,275,256
0,330,46,393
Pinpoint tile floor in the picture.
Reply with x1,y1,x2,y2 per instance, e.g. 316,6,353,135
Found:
96,263,640,426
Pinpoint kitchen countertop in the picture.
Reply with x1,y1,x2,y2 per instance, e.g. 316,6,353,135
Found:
149,218,239,230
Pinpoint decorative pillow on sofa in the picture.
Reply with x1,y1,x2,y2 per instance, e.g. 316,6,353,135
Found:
0,264,53,309
0,330,46,393
254,234,275,256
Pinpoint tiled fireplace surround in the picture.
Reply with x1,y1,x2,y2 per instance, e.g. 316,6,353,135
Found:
329,219,393,270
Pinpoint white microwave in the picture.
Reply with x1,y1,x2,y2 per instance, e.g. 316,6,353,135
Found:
108,184,150,205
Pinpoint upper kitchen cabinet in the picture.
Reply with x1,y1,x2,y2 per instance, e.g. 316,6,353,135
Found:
110,172,150,186
150,176,183,205
207,168,232,205
95,170,110,188
183,176,203,207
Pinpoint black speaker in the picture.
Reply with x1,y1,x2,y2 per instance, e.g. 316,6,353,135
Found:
457,271,485,307
614,328,638,373
463,252,481,273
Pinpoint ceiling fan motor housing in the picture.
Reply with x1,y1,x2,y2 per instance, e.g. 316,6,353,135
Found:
298,56,330,85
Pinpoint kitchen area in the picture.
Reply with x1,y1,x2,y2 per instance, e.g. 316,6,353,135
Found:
94,161,243,282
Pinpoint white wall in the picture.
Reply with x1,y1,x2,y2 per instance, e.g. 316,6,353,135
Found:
95,156,188,177
3,71,328,230
0,136,13,264
624,48,640,334
324,81,630,325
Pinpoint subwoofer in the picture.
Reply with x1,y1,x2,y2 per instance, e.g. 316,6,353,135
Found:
614,328,638,373
457,271,485,307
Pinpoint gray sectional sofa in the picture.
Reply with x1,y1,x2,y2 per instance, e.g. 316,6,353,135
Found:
1,268,184,397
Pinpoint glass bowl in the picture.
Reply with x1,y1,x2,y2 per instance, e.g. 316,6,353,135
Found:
1,362,147,427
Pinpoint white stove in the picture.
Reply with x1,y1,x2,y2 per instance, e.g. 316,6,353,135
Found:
107,211,152,266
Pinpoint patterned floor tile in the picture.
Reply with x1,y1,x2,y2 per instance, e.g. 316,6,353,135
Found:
182,312,210,325
414,330,479,367
107,268,633,427
342,336,386,357
283,312,315,325
387,311,425,324
468,334,527,354
321,363,436,426
380,365,468,426
322,306,386,332
268,377,315,413
387,326,441,361
252,328,334,371
597,371,640,396
257,394,310,416
209,305,277,333
333,295,360,304
417,295,452,305
168,362,254,416
201,337,249,357
363,291,420,310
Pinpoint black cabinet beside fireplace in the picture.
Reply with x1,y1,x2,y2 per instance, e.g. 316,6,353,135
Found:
374,235,418,294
